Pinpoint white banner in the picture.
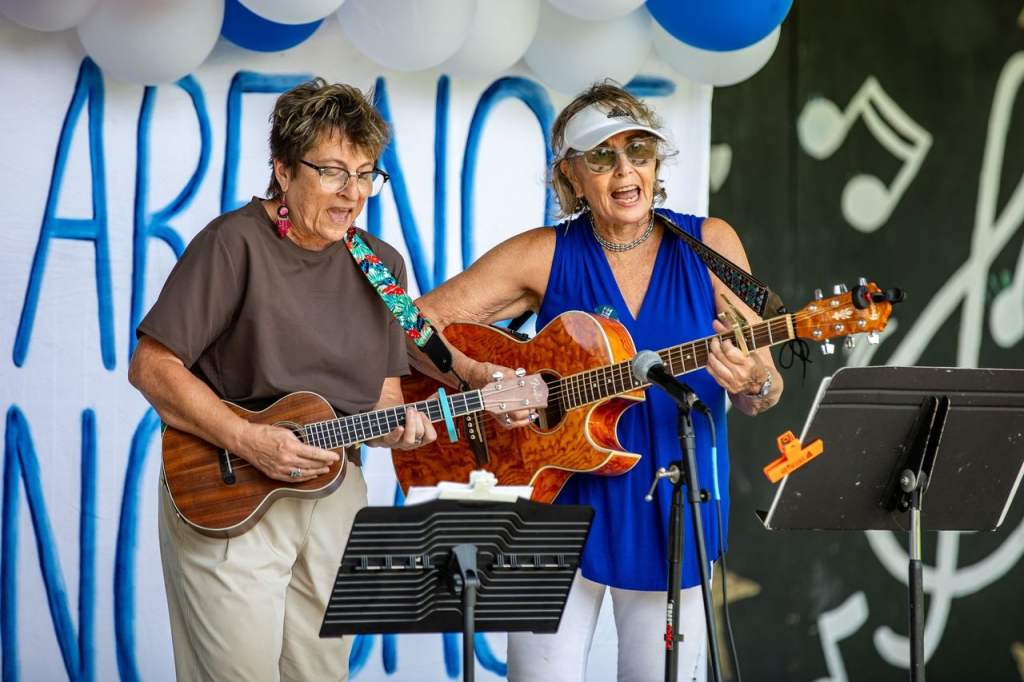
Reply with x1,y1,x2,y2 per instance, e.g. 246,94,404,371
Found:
0,15,710,681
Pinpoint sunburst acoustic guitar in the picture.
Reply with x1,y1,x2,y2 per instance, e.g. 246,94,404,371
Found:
162,375,548,537
394,283,904,502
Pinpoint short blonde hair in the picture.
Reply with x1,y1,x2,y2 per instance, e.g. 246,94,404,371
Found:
549,80,673,220
266,78,391,199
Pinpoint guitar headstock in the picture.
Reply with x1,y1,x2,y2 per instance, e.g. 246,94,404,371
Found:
480,370,549,412
793,281,904,353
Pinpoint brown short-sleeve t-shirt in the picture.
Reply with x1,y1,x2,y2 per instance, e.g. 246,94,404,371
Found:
137,197,410,417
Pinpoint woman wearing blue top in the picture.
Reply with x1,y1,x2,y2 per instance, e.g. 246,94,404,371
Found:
412,81,782,681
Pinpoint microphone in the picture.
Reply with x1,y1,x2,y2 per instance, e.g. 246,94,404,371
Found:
630,350,709,413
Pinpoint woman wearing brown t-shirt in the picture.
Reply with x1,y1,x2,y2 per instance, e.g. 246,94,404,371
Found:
128,78,436,681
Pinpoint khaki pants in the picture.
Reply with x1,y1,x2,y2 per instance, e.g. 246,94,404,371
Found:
159,465,367,681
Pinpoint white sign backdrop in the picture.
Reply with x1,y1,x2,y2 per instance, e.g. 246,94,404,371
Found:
0,14,711,681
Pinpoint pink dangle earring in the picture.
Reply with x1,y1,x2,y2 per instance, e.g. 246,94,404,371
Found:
276,193,291,239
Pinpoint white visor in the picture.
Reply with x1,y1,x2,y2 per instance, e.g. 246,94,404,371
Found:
558,102,665,156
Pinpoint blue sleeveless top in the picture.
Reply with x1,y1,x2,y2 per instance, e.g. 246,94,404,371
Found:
537,209,730,591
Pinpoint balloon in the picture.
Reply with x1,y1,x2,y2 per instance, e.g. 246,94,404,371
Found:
337,0,475,72
222,0,321,52
238,0,346,25
438,0,540,80
646,0,791,52
78,0,224,85
0,0,99,32
546,0,645,22
652,22,780,87
524,4,651,95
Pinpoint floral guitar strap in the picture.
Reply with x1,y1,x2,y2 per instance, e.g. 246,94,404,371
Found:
343,227,453,375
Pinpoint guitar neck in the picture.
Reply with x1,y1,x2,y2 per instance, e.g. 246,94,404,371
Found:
660,314,795,377
301,390,484,451
559,315,795,410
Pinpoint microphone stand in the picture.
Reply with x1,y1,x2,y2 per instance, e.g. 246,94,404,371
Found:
647,400,723,682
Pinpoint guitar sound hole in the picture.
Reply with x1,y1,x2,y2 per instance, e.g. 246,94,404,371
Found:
533,373,566,431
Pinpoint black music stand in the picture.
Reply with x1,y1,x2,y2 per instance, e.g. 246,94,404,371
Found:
759,366,1024,682
320,497,594,681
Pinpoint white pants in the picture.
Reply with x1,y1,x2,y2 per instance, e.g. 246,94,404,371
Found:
159,465,367,681
507,573,709,682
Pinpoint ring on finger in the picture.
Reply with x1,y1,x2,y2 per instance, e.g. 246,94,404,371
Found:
504,413,512,427
289,468,301,478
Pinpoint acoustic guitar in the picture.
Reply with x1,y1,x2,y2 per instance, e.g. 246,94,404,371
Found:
394,283,903,502
162,375,548,537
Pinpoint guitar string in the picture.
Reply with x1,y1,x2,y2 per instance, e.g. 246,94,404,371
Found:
539,305,873,406
215,387,515,470
216,305,877,471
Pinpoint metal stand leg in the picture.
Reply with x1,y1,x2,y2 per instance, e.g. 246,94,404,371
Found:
907,477,925,682
648,408,723,682
449,544,480,682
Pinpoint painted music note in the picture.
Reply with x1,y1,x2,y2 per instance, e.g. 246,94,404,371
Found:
797,76,933,233
989,241,1024,348
812,591,869,682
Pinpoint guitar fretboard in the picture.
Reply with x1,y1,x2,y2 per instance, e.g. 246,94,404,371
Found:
301,391,484,451
556,315,794,410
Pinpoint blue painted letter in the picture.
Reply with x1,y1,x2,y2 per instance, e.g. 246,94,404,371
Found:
14,58,114,370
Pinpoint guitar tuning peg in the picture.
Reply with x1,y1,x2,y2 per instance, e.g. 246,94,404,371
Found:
867,331,880,345
515,367,526,377
833,283,848,295
814,288,824,301
845,336,856,349
821,340,835,355
492,371,504,382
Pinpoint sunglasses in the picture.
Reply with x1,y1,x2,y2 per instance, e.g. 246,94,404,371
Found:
567,137,658,174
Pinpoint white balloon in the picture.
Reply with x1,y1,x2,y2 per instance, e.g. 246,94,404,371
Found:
78,0,223,86
652,22,780,87
337,0,475,72
439,0,540,80
546,0,645,22
238,0,346,25
524,4,651,95
0,0,99,32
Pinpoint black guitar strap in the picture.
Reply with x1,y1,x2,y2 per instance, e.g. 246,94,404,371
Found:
657,210,787,319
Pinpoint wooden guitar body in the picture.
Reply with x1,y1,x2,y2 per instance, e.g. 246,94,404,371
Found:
162,392,346,538
394,311,644,502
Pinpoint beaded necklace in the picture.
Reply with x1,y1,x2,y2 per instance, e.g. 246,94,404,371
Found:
590,210,655,252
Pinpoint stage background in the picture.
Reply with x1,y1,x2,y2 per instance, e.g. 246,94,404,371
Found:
711,1,1024,681
1,1,1023,681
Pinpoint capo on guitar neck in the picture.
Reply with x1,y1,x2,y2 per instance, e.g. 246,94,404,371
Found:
717,294,752,356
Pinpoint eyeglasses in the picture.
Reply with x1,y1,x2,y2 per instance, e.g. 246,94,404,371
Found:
567,137,658,174
299,160,390,196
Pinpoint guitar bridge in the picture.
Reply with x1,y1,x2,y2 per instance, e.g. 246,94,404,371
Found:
463,413,490,468
219,450,237,485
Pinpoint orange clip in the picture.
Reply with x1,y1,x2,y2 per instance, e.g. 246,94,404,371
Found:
763,431,824,483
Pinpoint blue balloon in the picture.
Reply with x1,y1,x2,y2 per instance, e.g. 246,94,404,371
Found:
646,0,792,52
221,0,322,53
